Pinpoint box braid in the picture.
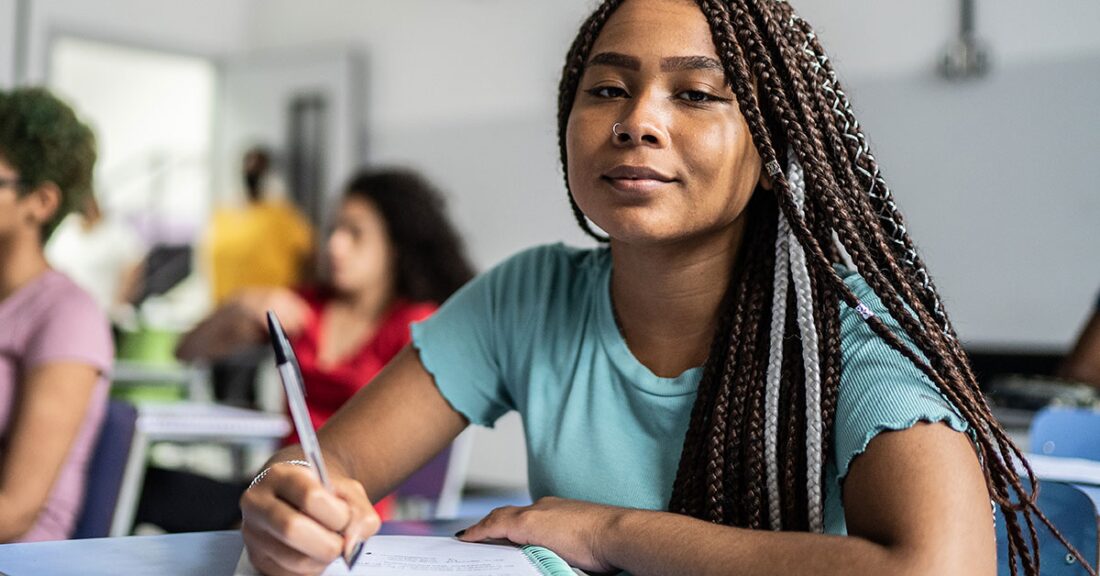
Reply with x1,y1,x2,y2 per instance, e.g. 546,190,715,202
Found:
555,0,1094,574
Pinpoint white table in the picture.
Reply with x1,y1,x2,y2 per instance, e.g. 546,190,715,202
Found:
0,520,473,576
112,403,291,537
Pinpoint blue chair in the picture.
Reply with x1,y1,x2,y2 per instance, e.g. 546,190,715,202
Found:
1029,406,1100,461
393,430,473,520
995,481,1099,575
73,400,138,539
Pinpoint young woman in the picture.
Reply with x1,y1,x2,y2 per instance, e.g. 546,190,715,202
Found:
239,1,1076,574
0,87,112,541
179,168,473,432
164,168,473,525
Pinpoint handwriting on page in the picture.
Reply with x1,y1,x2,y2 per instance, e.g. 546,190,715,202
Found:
321,536,543,576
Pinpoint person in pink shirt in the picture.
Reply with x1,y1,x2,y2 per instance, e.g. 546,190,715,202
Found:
0,87,112,542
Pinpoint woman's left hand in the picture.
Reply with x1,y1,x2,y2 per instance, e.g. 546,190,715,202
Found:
455,496,628,573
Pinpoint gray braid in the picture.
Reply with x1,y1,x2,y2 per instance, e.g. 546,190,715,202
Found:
763,150,824,532
786,154,825,532
763,164,792,530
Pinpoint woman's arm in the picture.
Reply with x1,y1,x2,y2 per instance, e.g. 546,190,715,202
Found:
175,288,311,363
460,422,995,576
239,345,469,576
0,362,101,541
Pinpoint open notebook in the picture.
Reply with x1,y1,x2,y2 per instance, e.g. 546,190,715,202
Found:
235,535,584,575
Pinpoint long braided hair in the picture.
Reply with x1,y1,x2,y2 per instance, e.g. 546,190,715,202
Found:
556,1,1092,574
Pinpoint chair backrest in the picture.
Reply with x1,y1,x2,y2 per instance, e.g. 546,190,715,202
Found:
995,481,1099,575
394,429,473,520
1030,406,1100,461
73,400,138,539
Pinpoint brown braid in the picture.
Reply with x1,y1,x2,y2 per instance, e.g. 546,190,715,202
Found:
555,0,1093,574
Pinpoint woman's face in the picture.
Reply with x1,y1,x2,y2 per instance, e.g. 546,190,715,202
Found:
0,156,36,243
566,0,764,246
326,196,394,295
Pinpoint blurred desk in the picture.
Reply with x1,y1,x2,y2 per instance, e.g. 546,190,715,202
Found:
112,361,212,402
1027,453,1100,485
1027,453,1100,511
113,403,291,537
0,520,474,576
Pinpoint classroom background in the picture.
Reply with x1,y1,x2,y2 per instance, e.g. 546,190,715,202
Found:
0,0,1098,537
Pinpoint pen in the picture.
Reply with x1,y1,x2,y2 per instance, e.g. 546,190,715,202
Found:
267,310,366,569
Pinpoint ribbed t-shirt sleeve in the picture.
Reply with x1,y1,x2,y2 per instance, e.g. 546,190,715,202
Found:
24,285,113,376
833,273,969,487
410,248,552,428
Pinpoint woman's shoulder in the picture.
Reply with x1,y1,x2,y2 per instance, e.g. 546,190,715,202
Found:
828,266,969,485
832,265,901,336
34,270,106,320
15,271,112,369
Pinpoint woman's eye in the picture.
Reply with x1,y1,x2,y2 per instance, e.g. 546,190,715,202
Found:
679,90,717,103
586,86,628,99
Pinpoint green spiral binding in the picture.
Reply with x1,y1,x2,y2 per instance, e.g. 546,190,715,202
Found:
521,545,575,575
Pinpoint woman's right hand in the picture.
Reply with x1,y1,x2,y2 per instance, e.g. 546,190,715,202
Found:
240,463,381,576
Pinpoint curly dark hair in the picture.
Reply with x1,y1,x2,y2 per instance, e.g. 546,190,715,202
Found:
343,168,475,304
0,87,97,240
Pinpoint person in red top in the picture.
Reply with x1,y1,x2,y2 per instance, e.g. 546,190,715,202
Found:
145,168,475,531
288,288,437,436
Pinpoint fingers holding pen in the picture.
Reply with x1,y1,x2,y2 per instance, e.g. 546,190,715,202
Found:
241,520,333,576
333,475,382,557
275,465,355,533
240,465,347,566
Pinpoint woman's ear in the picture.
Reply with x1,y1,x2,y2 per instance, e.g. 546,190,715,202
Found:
22,182,62,225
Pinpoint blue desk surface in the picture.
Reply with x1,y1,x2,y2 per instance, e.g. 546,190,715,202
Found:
0,519,473,576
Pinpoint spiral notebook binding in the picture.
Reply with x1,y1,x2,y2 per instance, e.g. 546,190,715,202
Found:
521,545,575,575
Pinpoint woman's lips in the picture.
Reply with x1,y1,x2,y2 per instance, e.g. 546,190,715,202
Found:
601,165,676,193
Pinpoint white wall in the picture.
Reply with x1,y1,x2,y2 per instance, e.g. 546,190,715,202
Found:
20,0,255,84
789,0,1100,79
850,57,1100,349
0,0,15,87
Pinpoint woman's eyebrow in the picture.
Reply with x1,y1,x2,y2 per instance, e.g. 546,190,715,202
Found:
587,51,640,71
586,52,723,73
661,55,723,72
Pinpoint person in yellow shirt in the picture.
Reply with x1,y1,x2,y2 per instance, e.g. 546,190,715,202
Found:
205,147,313,304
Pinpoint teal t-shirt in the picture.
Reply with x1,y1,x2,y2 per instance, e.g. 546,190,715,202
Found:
411,243,967,534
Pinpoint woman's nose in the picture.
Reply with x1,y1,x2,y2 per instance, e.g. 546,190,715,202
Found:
611,95,669,148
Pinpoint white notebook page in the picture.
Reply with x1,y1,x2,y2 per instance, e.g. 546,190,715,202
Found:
236,535,552,575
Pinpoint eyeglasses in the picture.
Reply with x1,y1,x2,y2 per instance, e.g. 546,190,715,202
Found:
0,177,30,194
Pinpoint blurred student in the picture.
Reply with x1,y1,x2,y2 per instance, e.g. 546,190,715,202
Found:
1060,290,1100,388
146,168,474,529
204,147,313,305
201,147,314,406
0,87,112,542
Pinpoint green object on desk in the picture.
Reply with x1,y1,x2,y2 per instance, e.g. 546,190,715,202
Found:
112,326,187,403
